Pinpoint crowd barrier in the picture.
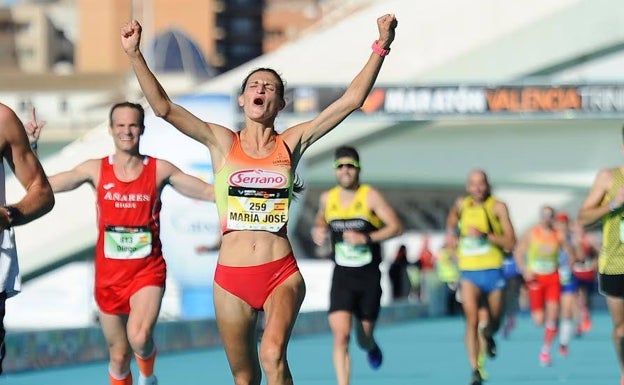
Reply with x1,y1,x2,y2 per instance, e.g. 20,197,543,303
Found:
4,301,428,373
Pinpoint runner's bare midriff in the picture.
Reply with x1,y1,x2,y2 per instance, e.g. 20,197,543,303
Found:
219,230,291,266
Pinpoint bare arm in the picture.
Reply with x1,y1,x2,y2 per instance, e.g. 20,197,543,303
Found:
121,21,231,155
559,233,577,267
157,160,214,201
23,106,97,193
365,187,403,243
577,168,618,226
23,106,46,157
310,191,329,247
48,160,98,193
513,230,530,276
489,200,516,252
283,14,398,157
0,104,54,228
445,196,462,248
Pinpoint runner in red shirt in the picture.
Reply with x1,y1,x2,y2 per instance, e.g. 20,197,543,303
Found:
26,102,214,385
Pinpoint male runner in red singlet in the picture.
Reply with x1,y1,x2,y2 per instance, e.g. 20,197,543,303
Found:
122,12,397,385
26,102,214,385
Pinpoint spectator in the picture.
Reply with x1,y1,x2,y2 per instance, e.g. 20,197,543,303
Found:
389,244,410,301
436,242,461,315
418,233,435,272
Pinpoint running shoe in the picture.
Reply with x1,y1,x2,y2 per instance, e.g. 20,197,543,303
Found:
558,344,568,357
581,317,592,333
138,375,158,385
483,334,497,358
539,351,552,367
366,345,383,370
477,353,489,381
469,369,483,385
575,324,583,337
502,316,516,339
477,352,486,368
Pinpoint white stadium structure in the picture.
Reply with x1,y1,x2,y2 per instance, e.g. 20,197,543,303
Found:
6,0,624,328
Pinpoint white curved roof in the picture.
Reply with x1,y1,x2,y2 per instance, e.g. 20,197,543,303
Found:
188,0,624,159
198,0,610,92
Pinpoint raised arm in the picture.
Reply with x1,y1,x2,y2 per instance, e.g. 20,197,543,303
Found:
23,113,97,194
0,104,54,228
23,106,46,156
157,160,214,202
284,14,398,156
121,21,229,151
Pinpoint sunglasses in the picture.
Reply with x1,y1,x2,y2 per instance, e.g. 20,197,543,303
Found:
333,160,360,169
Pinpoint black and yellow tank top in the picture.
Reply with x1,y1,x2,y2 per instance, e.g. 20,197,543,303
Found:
457,196,504,271
325,184,383,268
600,167,624,274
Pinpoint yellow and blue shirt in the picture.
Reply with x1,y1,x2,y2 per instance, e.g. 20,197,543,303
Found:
457,196,504,271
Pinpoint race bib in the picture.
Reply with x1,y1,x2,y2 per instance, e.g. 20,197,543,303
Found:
531,258,557,274
573,260,594,273
104,225,152,259
459,236,492,257
226,187,289,232
619,218,624,243
559,265,572,284
334,242,372,267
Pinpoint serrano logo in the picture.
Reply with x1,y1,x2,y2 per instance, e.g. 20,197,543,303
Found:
229,169,287,188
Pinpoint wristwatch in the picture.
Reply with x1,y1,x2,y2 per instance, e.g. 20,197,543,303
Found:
3,205,17,227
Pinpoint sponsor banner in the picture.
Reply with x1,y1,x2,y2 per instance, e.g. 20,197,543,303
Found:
280,85,624,118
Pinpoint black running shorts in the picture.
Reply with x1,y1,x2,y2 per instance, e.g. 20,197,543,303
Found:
329,266,382,321
599,273,624,298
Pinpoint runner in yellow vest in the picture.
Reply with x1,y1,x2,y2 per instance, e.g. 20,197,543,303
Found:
578,144,624,385
311,146,403,385
446,169,516,385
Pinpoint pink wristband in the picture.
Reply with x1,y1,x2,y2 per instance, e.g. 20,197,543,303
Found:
371,40,390,57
